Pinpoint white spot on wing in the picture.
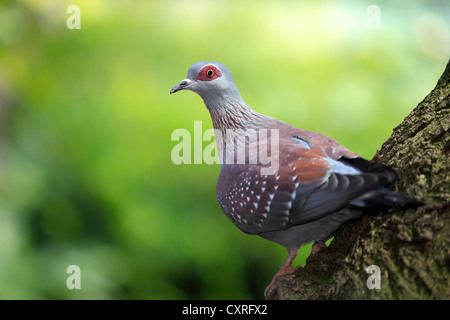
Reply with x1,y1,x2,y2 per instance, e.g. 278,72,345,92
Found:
328,158,361,175
293,136,310,148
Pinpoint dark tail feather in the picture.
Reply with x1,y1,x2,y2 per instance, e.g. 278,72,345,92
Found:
350,187,424,208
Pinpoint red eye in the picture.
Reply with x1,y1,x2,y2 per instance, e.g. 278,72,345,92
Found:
195,65,222,81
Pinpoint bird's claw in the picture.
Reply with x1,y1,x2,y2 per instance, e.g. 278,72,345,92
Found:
264,265,301,299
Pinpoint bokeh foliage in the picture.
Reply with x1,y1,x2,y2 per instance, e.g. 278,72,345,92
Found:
0,0,448,299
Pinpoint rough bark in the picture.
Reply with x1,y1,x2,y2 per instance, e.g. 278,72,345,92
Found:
269,60,450,300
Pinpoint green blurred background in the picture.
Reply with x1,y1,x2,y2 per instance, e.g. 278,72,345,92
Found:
0,0,448,299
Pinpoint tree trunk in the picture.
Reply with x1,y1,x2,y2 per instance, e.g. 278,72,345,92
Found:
269,60,450,300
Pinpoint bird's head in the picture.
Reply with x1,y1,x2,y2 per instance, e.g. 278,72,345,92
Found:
170,61,243,107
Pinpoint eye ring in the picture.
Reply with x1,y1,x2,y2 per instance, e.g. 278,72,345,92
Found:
206,68,215,78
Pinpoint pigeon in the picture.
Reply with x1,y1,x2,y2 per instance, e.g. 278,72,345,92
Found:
170,61,421,297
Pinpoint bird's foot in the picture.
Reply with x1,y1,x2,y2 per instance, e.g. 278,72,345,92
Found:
306,241,328,264
264,264,301,298
310,241,327,255
264,248,301,298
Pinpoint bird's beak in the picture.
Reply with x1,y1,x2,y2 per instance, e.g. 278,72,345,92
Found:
170,79,192,94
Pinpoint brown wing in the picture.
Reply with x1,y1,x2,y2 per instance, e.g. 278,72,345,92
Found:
216,132,393,235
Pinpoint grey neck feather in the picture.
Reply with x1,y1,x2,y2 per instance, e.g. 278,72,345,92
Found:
203,96,276,167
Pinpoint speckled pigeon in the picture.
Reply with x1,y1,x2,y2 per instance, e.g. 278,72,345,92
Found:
170,61,421,297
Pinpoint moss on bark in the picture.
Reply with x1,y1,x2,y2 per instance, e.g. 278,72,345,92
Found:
269,60,450,300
